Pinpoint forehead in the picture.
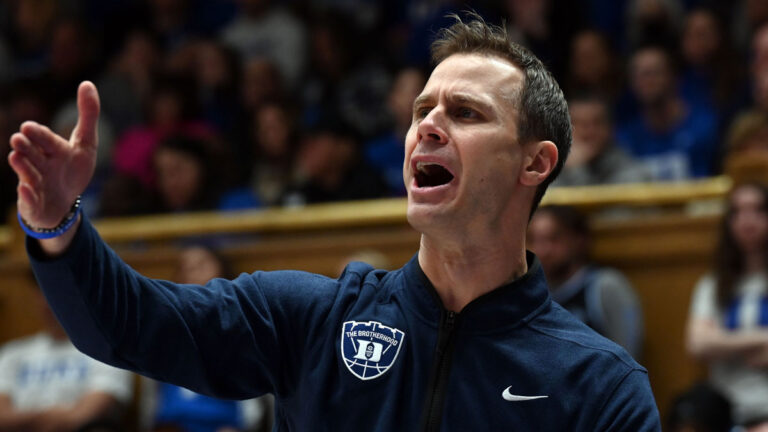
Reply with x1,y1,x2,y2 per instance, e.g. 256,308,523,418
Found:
632,49,668,70
732,186,766,207
421,53,523,105
569,100,607,117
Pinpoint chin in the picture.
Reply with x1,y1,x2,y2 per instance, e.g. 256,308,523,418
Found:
406,201,453,234
407,202,433,230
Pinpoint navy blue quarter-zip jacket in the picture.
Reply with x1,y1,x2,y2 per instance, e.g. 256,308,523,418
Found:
28,217,660,431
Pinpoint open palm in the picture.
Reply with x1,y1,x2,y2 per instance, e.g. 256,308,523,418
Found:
7,81,100,229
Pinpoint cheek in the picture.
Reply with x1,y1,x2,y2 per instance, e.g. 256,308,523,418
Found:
403,127,418,172
404,126,417,155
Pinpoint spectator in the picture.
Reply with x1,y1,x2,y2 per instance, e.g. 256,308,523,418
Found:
45,18,99,111
666,382,733,432
364,67,426,195
282,117,388,206
719,23,768,180
725,111,768,158
191,40,242,137
0,278,132,431
233,57,286,178
617,46,718,180
220,0,306,88
394,0,466,69
733,0,768,52
625,0,683,51
140,246,271,432
679,8,746,116
502,0,584,80
5,0,59,79
248,101,298,206
153,134,220,212
300,11,391,139
528,205,644,358
565,29,623,104
111,75,214,188
554,94,650,186
141,0,199,53
686,182,768,427
152,134,258,213
239,58,283,115
97,29,161,135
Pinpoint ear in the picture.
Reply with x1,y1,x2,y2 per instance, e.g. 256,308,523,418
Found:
520,140,558,186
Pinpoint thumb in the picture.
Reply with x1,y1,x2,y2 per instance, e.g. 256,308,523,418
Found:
72,80,100,150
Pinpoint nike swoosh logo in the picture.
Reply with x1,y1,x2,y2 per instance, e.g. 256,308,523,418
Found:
502,386,548,402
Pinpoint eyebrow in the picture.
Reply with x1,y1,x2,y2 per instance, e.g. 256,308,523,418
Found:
412,93,495,112
412,94,432,111
451,93,494,112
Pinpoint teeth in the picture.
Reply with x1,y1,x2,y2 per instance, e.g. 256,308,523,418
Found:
416,161,439,173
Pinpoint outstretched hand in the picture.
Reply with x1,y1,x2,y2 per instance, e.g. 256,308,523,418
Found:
7,81,100,229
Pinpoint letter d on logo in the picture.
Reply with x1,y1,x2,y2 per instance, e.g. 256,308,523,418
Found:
341,320,405,380
354,340,383,362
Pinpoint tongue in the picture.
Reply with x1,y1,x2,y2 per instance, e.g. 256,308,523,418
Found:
419,165,454,187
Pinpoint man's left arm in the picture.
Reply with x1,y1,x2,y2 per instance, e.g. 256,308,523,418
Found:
592,369,661,432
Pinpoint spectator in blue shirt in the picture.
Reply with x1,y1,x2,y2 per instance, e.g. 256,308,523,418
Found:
617,45,718,180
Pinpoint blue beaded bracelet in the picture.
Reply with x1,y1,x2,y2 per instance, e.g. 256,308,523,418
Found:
18,196,82,240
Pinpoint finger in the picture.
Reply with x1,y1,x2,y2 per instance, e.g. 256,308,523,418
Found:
17,181,40,216
19,121,67,155
9,132,46,168
8,150,44,187
72,80,100,151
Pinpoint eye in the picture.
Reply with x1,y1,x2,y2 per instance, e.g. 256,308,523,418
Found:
456,107,477,119
414,106,432,120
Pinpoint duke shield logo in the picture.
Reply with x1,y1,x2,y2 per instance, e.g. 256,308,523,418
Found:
341,320,405,380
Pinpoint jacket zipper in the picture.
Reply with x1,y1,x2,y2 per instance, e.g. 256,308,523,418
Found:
421,310,457,432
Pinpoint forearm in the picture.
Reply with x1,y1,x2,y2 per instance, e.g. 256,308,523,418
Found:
686,318,768,360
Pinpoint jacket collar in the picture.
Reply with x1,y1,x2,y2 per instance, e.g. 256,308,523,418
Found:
400,251,552,333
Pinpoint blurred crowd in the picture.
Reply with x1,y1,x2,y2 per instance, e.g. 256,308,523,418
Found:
1,0,768,220
5,0,768,430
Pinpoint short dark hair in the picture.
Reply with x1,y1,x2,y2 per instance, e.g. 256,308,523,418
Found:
430,12,572,215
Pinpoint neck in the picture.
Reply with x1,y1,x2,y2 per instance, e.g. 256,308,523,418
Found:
417,231,528,312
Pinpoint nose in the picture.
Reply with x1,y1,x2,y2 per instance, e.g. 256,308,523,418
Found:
417,107,448,145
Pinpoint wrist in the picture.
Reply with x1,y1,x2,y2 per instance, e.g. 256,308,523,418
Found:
18,196,82,240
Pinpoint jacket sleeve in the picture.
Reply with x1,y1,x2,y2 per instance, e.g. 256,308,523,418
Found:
592,368,662,431
27,216,340,400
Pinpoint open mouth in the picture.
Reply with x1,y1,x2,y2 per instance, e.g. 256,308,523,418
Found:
415,162,454,188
